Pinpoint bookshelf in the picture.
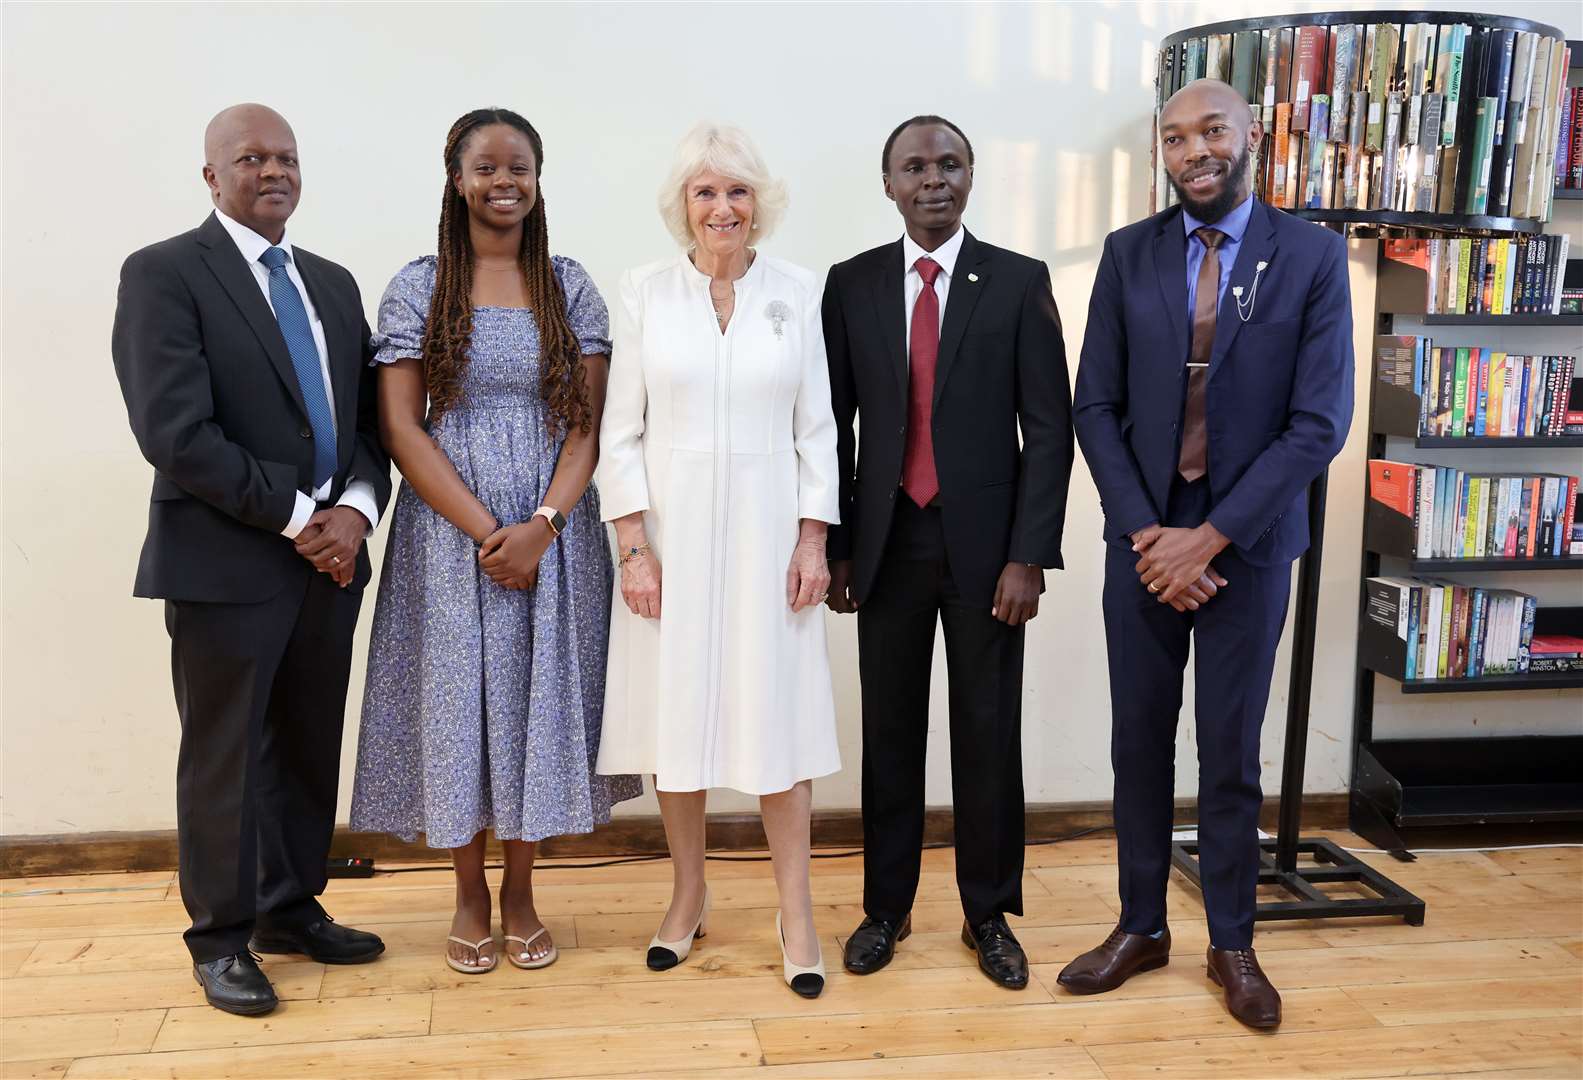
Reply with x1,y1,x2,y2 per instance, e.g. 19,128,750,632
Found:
1420,313,1582,325
1154,13,1571,232
1352,246,1583,856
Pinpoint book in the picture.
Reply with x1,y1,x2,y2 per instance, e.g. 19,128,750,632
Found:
1294,25,1326,130
1559,87,1577,195
1510,36,1553,217
1210,33,1232,81
1485,29,1516,144
1381,92,1403,209
1466,96,1498,214
1329,25,1360,141
1564,86,1576,186
1404,23,1431,145
1535,43,1570,218
1271,103,1291,208
1260,29,1278,124
1274,28,1296,112
1365,23,1396,150
1508,32,1540,146
1307,96,1331,207
1414,93,1444,210
1440,24,1468,145
1230,30,1262,103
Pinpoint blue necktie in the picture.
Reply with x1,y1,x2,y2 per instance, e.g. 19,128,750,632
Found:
260,246,337,489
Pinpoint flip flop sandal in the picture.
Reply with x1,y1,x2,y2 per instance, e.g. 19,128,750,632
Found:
444,935,497,975
505,925,558,970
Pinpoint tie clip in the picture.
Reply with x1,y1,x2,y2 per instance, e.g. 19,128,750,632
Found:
1186,362,1210,368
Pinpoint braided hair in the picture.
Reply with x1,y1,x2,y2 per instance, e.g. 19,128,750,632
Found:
422,108,590,435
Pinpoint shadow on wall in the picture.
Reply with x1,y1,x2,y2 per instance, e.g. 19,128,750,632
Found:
953,0,1160,268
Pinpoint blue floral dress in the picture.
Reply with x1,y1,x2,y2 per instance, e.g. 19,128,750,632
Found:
350,256,642,848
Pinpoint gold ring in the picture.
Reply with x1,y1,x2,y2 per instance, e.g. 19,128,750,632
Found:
331,556,341,565
1148,581,1161,593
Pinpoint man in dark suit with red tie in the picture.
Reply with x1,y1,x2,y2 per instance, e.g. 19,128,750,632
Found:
1061,80,1353,1028
822,115,1073,988
112,104,391,1015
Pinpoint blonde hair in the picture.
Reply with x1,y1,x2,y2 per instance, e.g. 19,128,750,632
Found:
657,123,788,249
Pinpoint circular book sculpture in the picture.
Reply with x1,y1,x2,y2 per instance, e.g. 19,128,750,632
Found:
1154,11,1572,234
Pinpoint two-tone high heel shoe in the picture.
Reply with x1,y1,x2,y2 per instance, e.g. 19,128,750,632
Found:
647,885,710,971
776,910,826,998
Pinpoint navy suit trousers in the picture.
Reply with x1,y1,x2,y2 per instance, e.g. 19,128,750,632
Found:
1102,478,1292,949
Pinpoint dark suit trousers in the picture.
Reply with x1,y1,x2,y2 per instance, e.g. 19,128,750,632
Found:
166,565,362,962
858,497,1026,925
1102,477,1292,949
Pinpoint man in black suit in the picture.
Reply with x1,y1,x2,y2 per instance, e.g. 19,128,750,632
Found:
823,115,1073,989
112,104,392,1015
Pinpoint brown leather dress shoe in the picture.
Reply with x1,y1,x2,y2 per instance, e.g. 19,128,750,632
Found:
1206,946,1281,1029
1056,924,1171,994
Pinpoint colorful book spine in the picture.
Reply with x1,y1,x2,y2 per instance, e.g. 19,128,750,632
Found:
1466,96,1499,214
1441,24,1468,145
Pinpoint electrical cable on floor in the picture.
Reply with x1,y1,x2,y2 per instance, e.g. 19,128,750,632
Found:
7,830,1577,897
1338,842,1583,856
374,825,1120,874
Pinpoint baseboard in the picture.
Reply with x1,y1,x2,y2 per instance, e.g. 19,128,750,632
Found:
0,795,1347,878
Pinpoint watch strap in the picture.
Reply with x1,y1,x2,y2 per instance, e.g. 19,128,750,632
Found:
533,506,566,536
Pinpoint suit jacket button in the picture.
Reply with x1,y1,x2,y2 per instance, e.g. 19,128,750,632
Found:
299,427,312,439
898,426,906,435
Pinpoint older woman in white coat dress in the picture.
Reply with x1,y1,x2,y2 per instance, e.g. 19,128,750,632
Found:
596,124,839,998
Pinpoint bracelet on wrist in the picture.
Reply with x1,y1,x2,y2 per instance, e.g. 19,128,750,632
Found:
618,543,651,565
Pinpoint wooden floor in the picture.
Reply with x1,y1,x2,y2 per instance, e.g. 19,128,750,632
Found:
2,832,1580,1079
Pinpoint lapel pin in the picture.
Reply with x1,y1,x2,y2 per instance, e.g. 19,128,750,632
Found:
967,272,979,283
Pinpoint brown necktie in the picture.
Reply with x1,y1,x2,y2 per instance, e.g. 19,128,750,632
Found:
1178,227,1223,483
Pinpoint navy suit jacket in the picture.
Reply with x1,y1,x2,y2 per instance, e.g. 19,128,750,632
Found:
1073,199,1353,566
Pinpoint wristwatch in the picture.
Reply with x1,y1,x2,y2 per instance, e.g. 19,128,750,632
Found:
533,505,567,536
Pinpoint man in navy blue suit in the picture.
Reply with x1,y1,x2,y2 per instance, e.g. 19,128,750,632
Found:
1059,79,1353,1029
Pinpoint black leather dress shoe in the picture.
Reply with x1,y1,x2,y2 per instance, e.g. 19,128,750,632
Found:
193,952,277,1016
961,914,1029,990
251,915,385,965
842,914,911,975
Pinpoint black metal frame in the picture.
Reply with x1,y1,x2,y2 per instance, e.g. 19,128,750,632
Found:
1160,11,1564,50
1154,13,1569,236
1169,473,1426,924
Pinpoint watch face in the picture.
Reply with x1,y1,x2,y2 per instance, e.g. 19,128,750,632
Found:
551,510,567,533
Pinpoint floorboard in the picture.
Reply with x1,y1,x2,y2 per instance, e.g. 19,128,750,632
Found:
1,834,1576,1079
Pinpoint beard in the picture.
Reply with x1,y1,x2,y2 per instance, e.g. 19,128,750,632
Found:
1168,144,1252,222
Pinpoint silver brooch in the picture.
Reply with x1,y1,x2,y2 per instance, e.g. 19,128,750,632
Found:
765,299,792,339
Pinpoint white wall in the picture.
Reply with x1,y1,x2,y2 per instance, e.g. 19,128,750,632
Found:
4,0,1581,837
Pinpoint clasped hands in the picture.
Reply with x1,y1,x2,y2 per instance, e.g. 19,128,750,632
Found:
1131,521,1230,612
477,518,554,591
294,506,370,588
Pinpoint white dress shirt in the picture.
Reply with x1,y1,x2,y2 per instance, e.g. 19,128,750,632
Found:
901,225,965,353
214,211,378,539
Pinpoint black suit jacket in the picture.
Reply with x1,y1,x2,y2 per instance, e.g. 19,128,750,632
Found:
112,212,392,603
823,230,1074,608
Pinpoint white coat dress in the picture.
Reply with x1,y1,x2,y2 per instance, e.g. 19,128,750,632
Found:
595,252,842,794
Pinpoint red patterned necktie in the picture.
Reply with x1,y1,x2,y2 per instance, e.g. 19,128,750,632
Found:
1178,227,1223,484
902,256,942,507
